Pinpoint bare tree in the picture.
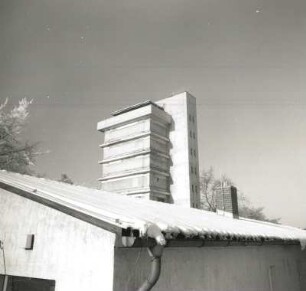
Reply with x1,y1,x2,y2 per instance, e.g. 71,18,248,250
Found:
199,167,217,211
200,167,280,223
199,167,235,212
0,98,40,174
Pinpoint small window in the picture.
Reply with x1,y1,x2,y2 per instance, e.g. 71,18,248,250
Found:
195,185,198,193
193,132,196,139
190,130,192,138
194,149,197,157
192,185,194,192
25,234,35,250
195,168,197,176
192,116,195,123
190,148,193,156
191,166,193,174
189,114,192,122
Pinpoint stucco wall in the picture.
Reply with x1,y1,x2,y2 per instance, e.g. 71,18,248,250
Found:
156,92,200,208
0,189,116,291
114,244,306,291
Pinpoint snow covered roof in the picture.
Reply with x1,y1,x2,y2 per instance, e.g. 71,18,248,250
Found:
0,170,306,249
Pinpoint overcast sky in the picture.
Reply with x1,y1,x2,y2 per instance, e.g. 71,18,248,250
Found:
1,0,305,227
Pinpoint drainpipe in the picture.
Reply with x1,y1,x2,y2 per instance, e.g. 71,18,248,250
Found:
137,224,166,291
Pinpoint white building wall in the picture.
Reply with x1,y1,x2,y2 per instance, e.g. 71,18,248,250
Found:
186,94,201,208
0,189,116,291
114,244,306,291
156,92,200,207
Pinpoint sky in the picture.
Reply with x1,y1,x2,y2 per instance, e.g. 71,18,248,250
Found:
0,0,305,227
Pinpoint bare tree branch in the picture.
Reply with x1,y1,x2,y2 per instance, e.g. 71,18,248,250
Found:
199,167,280,223
0,98,42,174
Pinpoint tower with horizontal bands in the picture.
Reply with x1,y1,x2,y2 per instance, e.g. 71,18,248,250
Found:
97,92,200,208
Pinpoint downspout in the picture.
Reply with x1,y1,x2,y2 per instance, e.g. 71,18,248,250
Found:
137,224,166,291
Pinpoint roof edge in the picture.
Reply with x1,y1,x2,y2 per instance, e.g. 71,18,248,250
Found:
116,237,301,248
112,100,164,116
0,181,126,236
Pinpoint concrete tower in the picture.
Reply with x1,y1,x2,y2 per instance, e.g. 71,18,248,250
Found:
97,92,200,208
156,92,200,208
97,101,172,202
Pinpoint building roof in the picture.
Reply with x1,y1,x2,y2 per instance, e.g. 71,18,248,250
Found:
97,102,171,132
111,100,164,116
0,170,306,249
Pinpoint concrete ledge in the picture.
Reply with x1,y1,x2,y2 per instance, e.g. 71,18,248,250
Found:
99,167,170,181
97,104,171,131
121,189,170,197
111,100,164,116
98,149,170,164
99,132,169,148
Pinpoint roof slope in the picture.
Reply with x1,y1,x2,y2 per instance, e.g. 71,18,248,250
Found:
0,170,305,248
